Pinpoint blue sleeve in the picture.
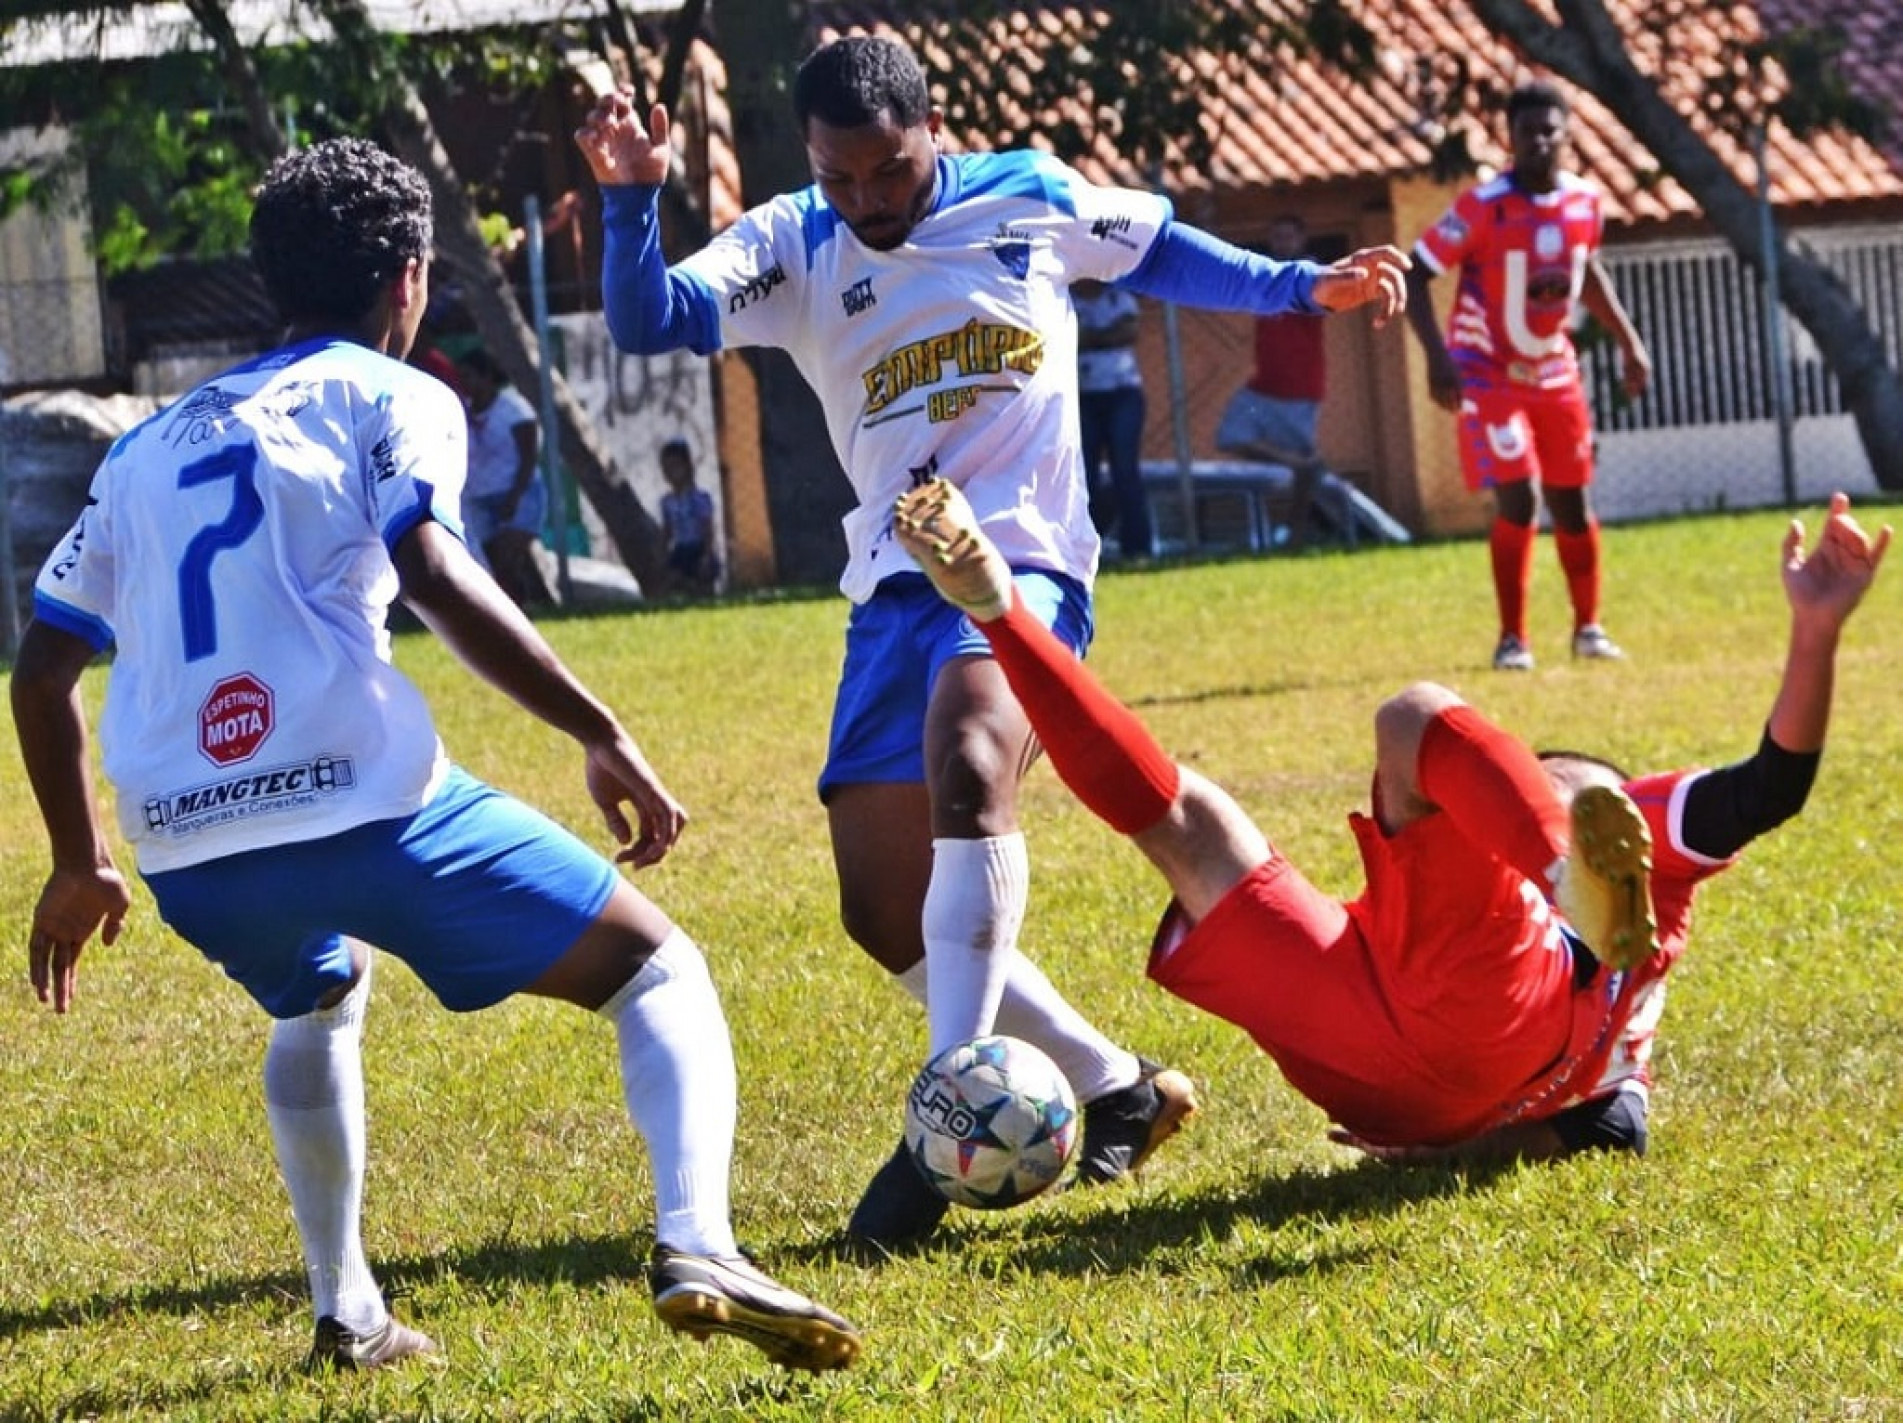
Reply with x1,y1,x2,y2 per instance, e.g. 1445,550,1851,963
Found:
1120,222,1325,316
600,185,726,356
30,591,113,652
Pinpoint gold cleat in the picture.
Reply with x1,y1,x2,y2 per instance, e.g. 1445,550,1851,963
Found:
892,478,1013,620
1555,784,1658,971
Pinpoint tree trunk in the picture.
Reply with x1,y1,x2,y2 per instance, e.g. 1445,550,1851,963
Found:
1470,0,1903,489
316,0,670,590
181,0,288,162
384,90,669,590
707,0,856,587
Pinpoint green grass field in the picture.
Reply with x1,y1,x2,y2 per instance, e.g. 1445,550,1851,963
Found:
3,503,1899,1420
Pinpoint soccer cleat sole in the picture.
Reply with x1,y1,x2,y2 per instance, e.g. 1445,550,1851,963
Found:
653,1286,862,1373
891,478,1012,619
1561,784,1658,971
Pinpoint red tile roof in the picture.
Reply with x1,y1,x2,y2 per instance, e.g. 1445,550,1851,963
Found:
764,1,1903,228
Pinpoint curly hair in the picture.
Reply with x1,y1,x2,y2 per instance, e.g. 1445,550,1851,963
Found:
792,34,933,132
249,137,433,327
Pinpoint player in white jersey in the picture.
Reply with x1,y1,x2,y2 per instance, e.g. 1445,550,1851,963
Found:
574,33,1411,1252
12,137,859,1375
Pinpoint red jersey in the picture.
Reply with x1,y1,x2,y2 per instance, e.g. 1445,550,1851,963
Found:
1247,313,1327,402
1414,171,1603,392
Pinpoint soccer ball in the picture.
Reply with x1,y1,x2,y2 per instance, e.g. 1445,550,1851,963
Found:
903,1035,1079,1209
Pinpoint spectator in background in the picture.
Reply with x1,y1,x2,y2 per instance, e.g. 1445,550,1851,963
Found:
659,437,720,595
457,347,557,610
1215,214,1328,551
408,327,464,398
1073,279,1153,561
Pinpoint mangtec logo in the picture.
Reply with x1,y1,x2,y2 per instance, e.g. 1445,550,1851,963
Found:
199,672,274,766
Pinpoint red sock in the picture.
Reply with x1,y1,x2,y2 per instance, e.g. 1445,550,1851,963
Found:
1554,523,1602,630
1415,704,1568,885
1489,517,1537,640
984,595,1181,835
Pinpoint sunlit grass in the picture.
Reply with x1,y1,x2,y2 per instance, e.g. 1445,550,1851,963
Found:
3,501,1899,1419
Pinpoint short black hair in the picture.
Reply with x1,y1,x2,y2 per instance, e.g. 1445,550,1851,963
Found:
792,33,932,131
1536,748,1632,782
1507,80,1570,122
250,137,433,327
660,437,693,460
457,347,507,384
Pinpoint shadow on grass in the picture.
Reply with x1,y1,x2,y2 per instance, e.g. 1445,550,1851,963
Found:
810,1155,1521,1283
0,1232,827,1419
0,1231,656,1347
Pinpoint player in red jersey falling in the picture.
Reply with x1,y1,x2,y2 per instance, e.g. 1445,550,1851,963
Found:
1406,80,1651,672
889,477,1886,1164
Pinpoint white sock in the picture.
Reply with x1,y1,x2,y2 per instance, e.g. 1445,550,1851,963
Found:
599,929,738,1258
894,944,1139,1103
923,834,1028,1056
993,950,1141,1104
263,954,384,1332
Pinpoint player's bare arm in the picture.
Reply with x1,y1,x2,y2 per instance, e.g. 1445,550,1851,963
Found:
1311,245,1411,327
574,93,673,187
1402,263,1462,410
1581,257,1651,400
10,619,133,1013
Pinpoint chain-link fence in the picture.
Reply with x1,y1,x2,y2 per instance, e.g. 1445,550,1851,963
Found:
1584,223,1896,521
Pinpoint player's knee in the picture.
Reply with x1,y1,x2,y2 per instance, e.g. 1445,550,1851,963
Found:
1375,682,1463,747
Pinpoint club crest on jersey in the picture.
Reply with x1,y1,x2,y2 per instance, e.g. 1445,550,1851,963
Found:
989,240,1032,279
840,276,876,317
1435,214,1470,245
1535,224,1564,260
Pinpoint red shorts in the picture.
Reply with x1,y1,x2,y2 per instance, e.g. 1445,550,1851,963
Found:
1456,381,1593,493
1146,809,1581,1145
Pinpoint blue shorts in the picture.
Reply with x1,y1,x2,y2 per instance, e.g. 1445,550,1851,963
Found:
145,767,619,1018
818,570,1093,799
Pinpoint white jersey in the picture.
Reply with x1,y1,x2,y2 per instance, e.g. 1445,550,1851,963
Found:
465,382,538,499
677,150,1171,602
32,336,469,872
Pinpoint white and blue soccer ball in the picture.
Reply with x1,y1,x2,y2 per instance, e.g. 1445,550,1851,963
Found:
903,1034,1079,1209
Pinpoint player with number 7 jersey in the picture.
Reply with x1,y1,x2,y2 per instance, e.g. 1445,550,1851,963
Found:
13,135,861,1375
30,337,467,872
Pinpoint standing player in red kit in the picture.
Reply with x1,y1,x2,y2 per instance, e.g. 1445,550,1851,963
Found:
1406,81,1651,672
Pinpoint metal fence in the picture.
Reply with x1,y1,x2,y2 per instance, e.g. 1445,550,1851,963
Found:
1580,224,1896,521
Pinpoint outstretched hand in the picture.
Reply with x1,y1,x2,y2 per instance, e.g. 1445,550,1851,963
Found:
573,92,673,187
29,864,132,1014
583,733,689,870
1311,245,1411,327
1782,491,1891,626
